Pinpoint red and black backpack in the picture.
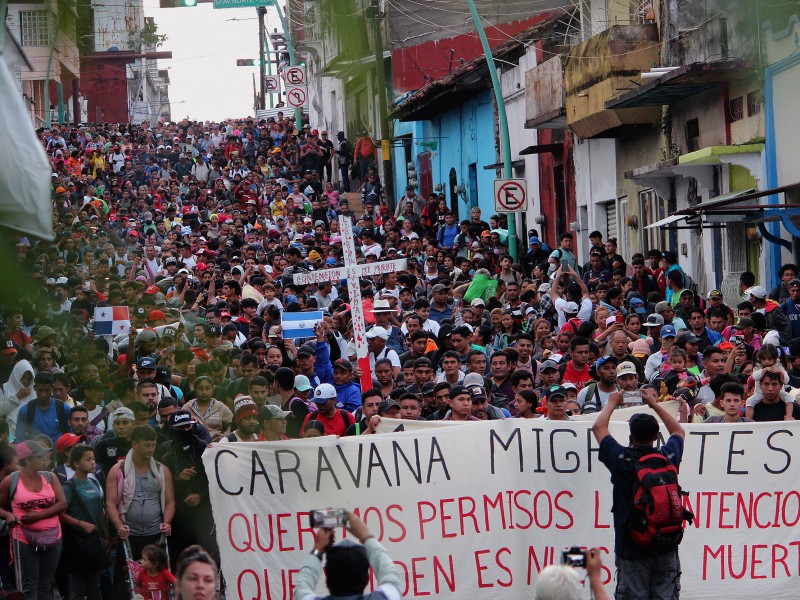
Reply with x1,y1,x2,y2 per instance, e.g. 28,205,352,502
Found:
628,452,694,549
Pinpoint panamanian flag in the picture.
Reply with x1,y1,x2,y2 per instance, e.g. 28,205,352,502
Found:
94,306,131,336
281,311,324,339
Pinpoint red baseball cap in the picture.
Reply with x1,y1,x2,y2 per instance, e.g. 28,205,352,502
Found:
145,286,160,295
148,309,166,321
56,433,84,455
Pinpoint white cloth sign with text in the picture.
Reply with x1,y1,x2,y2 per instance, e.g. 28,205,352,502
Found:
203,419,800,600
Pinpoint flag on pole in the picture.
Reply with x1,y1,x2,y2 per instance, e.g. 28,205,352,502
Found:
281,311,324,339
93,306,131,337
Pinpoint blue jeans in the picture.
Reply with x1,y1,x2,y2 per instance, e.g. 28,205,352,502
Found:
17,537,62,600
615,549,681,600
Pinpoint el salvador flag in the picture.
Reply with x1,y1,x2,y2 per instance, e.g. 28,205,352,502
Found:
281,311,324,339
94,306,131,336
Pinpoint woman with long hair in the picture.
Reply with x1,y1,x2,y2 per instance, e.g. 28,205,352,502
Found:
0,440,67,600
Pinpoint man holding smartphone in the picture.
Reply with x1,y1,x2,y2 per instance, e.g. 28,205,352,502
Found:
295,511,401,600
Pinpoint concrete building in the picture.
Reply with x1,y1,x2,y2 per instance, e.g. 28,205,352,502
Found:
762,13,800,278
6,0,80,125
391,14,569,238
78,0,171,123
523,0,787,299
3,22,34,97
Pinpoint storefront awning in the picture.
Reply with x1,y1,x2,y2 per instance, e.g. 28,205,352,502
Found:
605,60,756,109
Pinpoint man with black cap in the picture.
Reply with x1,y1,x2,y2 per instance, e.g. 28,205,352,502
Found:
540,386,572,421
296,511,401,600
159,410,218,567
592,388,687,600
442,385,481,421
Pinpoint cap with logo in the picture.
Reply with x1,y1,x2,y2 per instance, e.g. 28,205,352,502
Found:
546,386,568,400
2,340,17,355
233,396,259,424
659,325,677,339
644,313,664,327
333,358,353,372
312,383,337,403
137,357,156,370
629,297,646,315
594,355,620,370
468,385,487,401
707,289,723,299
616,361,638,377
168,410,196,429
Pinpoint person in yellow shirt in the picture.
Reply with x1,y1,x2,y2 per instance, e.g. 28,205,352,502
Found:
90,149,106,179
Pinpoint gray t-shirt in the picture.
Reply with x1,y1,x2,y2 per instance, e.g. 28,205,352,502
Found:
127,470,162,536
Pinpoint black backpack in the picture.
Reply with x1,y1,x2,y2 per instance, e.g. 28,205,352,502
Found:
23,400,68,437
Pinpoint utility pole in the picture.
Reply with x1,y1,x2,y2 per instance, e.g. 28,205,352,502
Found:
252,73,258,114
367,0,393,209
271,3,303,126
465,0,518,260
257,6,267,110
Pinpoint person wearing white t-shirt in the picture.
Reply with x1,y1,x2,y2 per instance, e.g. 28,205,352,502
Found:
367,326,401,377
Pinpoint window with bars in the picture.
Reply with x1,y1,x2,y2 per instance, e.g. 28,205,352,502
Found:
20,10,51,47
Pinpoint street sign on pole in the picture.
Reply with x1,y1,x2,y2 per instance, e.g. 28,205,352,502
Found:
214,0,274,8
265,75,279,93
286,85,307,107
282,66,306,85
292,217,406,391
494,178,527,212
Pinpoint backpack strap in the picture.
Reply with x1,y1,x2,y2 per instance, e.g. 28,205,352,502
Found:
339,409,354,428
56,401,67,433
8,471,20,507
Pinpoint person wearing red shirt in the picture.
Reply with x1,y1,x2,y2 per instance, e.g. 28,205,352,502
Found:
135,544,176,600
560,336,593,390
258,405,291,441
5,307,32,350
300,384,354,436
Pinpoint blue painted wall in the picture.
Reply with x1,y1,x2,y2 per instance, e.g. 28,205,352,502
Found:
392,90,498,221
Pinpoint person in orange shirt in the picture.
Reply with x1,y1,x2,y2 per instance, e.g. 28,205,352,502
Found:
65,150,83,176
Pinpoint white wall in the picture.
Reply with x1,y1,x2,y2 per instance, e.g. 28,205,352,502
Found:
573,136,616,261
500,46,541,238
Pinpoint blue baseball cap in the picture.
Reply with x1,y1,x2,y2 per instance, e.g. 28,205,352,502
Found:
660,325,677,339
529,236,541,246
325,257,337,266
629,297,646,315
594,355,619,370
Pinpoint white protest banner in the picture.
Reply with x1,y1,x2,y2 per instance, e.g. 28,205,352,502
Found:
373,402,683,433
203,420,800,600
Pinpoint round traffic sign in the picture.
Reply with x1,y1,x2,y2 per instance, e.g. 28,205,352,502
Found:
287,87,307,107
496,181,526,211
284,67,305,85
